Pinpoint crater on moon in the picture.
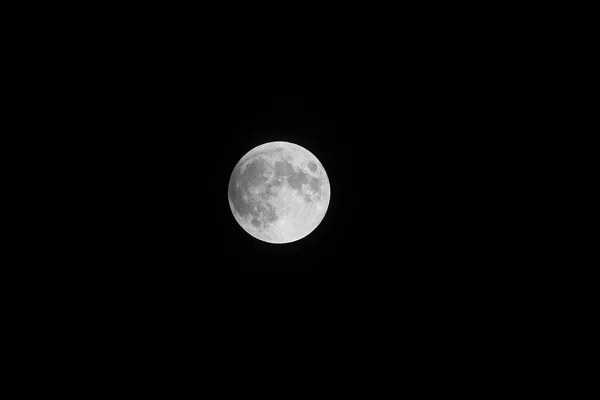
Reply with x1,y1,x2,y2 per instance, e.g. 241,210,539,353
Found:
228,141,330,244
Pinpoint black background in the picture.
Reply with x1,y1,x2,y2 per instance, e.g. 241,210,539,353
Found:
15,6,536,384
43,7,511,309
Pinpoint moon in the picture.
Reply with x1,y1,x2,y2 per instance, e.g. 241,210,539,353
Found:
228,141,330,244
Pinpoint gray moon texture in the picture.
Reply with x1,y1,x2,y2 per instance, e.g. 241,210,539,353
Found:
228,141,330,244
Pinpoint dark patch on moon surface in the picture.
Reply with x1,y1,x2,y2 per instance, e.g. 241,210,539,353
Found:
258,147,284,158
309,177,321,193
307,161,317,172
273,160,309,191
230,158,269,221
274,160,294,177
230,155,283,228
244,158,269,184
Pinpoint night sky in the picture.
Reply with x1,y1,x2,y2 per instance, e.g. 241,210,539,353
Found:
63,10,501,308
36,8,514,370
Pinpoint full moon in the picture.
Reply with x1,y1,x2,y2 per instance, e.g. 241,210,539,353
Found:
228,141,330,244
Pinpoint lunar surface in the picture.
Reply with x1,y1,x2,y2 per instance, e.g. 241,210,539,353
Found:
228,141,330,243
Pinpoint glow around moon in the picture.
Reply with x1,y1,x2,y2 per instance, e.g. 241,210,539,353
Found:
228,141,330,244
